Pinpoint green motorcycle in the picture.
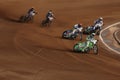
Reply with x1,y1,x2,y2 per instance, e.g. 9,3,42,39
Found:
73,40,98,54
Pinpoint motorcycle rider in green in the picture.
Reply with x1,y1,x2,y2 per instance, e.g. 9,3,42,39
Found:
82,33,96,52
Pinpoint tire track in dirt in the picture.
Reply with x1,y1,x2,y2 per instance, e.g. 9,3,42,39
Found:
13,27,78,69
43,27,120,76
13,21,120,79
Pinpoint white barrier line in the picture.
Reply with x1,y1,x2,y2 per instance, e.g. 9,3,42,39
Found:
114,30,120,44
99,22,120,54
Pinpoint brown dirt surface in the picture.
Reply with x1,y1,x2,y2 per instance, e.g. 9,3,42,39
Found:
0,0,120,80
116,30,120,41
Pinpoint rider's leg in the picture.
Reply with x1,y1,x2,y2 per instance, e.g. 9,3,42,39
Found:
72,29,77,34
79,32,82,40
82,41,90,52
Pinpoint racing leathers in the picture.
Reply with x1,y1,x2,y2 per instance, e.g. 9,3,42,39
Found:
72,24,83,35
27,8,37,18
93,18,103,31
82,33,96,52
46,10,55,22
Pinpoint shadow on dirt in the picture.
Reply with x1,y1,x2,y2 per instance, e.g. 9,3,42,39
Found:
3,17,20,23
38,45,89,55
0,10,20,23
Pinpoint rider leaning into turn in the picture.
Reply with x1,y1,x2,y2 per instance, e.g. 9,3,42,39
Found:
82,33,96,52
72,23,83,35
46,10,56,22
72,23,83,40
27,7,37,18
93,17,104,31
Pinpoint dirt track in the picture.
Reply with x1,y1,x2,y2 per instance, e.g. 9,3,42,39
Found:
0,0,120,80
115,30,120,44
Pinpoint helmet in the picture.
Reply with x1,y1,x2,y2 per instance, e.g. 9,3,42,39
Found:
48,10,52,13
78,23,82,27
30,7,34,11
91,33,95,36
49,10,52,11
99,17,103,20
31,7,34,9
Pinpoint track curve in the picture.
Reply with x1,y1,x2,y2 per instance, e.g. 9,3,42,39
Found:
114,29,120,44
0,0,120,80
99,22,120,54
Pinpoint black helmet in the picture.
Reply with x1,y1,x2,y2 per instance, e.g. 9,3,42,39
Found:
49,10,52,12
78,23,82,27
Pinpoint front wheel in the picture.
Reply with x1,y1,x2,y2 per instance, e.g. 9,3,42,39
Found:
41,20,46,26
96,30,100,35
62,31,67,38
79,32,82,41
19,16,26,22
93,45,98,55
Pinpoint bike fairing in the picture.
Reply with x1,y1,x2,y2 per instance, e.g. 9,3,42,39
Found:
79,33,96,52
72,24,83,36
93,17,103,30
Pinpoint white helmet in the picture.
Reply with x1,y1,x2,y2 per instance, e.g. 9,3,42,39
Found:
99,17,103,20
92,33,95,36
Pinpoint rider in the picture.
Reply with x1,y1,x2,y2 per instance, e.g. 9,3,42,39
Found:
27,7,37,18
71,23,83,40
93,17,103,31
72,23,83,35
82,33,96,52
46,10,55,22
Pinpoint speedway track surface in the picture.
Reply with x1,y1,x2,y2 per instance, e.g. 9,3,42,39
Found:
100,22,120,54
114,29,120,44
0,0,120,80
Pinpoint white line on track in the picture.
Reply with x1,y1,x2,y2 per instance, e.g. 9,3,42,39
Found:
99,22,120,54
114,29,120,44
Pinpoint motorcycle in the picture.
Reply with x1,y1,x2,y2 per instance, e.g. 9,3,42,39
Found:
41,17,55,27
62,29,82,40
41,18,52,26
19,12,37,23
83,26,95,34
19,14,34,23
73,39,98,54
83,25,101,35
